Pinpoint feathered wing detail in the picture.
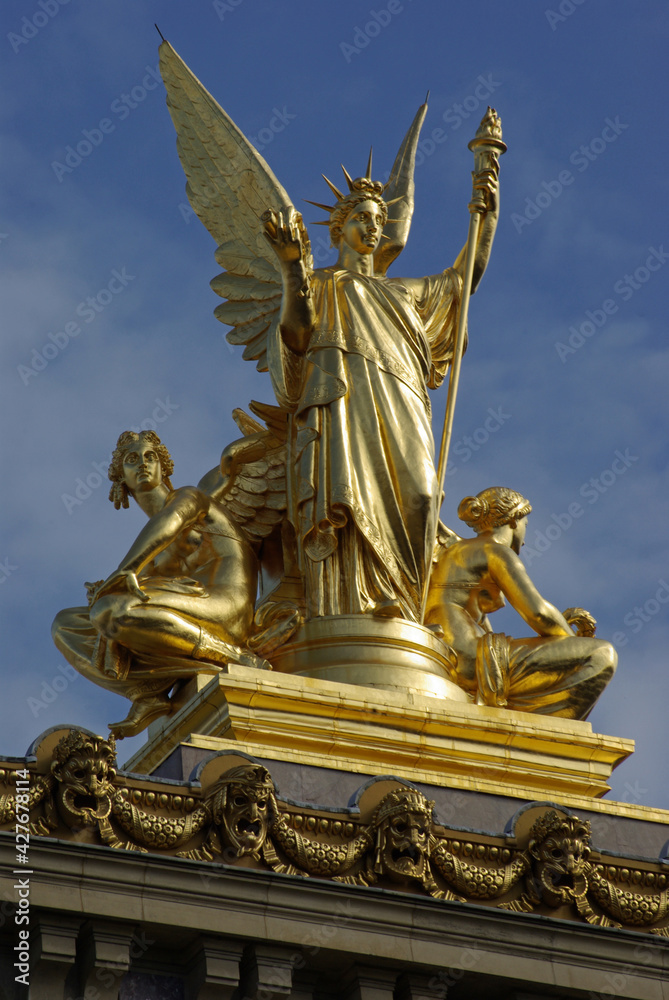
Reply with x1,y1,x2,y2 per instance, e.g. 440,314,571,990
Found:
197,404,288,545
374,100,428,276
159,40,312,371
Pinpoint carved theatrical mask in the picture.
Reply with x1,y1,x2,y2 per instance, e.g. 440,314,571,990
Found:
528,811,591,907
210,764,276,858
373,789,435,885
50,732,117,829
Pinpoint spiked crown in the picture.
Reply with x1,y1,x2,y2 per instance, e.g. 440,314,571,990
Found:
305,150,402,245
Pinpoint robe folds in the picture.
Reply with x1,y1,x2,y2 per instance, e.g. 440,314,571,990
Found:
270,265,462,621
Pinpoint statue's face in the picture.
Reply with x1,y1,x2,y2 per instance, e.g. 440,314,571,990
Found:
223,782,271,856
341,199,384,255
511,515,528,554
52,745,116,828
381,809,430,883
122,438,162,494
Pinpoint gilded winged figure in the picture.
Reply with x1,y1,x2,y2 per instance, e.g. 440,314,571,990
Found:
159,42,499,624
51,46,616,732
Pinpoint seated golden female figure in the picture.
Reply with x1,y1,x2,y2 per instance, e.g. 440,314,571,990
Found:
424,488,616,719
52,430,262,738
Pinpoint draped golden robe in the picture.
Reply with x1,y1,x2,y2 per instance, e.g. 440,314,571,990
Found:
271,265,462,621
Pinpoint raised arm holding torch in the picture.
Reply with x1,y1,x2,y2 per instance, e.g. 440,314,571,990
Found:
421,107,506,621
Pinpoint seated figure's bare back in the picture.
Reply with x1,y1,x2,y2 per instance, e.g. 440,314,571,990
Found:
424,489,617,718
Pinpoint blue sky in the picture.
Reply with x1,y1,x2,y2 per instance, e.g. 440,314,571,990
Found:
1,1,668,814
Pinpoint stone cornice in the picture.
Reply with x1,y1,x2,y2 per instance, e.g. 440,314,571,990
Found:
1,727,667,938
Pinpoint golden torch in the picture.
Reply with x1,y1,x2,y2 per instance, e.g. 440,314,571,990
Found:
421,108,507,621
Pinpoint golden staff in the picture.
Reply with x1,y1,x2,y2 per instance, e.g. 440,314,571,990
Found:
420,108,506,622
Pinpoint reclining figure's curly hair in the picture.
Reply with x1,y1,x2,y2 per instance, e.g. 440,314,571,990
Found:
107,430,174,510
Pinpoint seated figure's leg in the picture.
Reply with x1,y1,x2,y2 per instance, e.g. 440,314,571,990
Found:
52,606,173,737
504,635,617,719
54,588,266,740
52,606,140,694
90,593,202,659
90,591,262,670
53,602,232,739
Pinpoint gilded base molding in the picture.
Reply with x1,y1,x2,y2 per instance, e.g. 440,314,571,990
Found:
125,665,633,802
268,615,468,700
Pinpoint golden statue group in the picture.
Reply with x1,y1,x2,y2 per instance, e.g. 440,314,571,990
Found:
53,42,616,738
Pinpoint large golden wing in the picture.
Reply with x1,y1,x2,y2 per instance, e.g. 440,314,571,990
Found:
373,99,428,276
159,40,311,371
197,404,288,545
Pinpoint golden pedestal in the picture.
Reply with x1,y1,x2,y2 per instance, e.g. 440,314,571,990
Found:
125,662,635,811
268,614,467,700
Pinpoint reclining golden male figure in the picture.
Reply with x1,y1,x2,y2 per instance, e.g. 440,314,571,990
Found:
52,426,281,738
425,488,616,719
